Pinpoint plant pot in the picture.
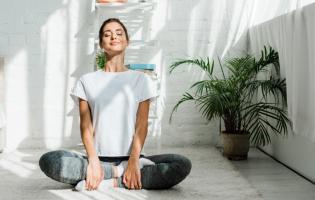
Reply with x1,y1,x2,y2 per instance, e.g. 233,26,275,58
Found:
221,131,250,160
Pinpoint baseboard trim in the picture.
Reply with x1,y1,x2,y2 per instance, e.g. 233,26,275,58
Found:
257,147,315,185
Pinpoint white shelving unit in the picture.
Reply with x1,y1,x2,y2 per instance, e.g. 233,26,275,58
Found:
95,1,155,10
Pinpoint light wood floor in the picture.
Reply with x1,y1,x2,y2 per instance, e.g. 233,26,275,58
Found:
229,148,315,200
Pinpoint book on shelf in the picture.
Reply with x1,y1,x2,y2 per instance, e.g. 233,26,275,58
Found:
127,64,156,76
128,63,155,70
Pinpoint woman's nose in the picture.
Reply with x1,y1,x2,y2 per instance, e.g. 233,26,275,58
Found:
111,33,117,39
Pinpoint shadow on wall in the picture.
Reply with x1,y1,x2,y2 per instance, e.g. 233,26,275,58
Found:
1,0,93,151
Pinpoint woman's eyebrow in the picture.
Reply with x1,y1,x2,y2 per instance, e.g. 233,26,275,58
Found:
104,28,123,32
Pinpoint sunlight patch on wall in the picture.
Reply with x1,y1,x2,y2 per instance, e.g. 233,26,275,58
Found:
40,8,68,149
5,49,29,151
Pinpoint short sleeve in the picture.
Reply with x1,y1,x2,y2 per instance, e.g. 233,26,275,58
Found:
70,78,88,106
138,73,159,103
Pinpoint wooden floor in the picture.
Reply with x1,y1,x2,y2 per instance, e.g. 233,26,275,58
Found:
0,146,314,199
228,148,315,200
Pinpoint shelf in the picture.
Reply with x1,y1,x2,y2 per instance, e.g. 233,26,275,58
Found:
95,1,156,12
128,64,155,70
96,1,154,7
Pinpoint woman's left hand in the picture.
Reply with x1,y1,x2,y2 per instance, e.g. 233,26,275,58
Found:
123,157,142,190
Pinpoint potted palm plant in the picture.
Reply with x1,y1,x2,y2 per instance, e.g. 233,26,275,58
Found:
168,46,291,160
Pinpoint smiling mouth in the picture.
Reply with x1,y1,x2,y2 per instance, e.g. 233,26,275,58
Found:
111,42,120,45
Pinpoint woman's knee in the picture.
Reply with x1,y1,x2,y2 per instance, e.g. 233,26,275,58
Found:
39,151,55,173
140,154,192,189
157,154,192,183
39,150,85,184
39,150,71,177
146,153,192,178
173,154,192,179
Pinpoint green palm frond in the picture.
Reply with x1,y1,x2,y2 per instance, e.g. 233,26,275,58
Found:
250,119,271,146
255,46,280,75
196,91,229,121
169,57,214,77
189,80,212,96
226,55,255,79
189,78,229,97
217,56,226,79
245,78,287,105
168,92,195,124
242,102,291,146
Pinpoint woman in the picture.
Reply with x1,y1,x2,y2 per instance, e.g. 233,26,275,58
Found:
39,18,192,191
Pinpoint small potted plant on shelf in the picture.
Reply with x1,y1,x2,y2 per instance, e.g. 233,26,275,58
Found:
95,50,106,70
168,46,292,160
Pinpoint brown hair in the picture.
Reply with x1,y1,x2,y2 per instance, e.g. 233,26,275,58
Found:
98,18,129,48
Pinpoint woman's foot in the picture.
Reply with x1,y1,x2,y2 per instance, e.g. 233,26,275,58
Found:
74,179,118,191
114,157,155,177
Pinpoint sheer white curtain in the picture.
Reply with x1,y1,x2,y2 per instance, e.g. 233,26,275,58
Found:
248,3,315,141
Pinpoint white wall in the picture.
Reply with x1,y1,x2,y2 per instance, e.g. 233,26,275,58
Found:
248,2,315,182
0,57,5,152
0,0,94,151
0,0,313,152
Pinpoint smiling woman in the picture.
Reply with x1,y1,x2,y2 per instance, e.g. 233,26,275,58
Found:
38,18,192,191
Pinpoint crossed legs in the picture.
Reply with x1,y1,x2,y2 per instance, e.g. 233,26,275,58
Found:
39,150,192,190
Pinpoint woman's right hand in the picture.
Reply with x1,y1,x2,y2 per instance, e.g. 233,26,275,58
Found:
86,157,104,190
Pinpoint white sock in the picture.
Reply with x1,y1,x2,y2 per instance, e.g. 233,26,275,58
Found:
139,157,155,168
116,160,128,177
75,180,86,191
98,179,116,190
74,179,116,191
115,157,155,177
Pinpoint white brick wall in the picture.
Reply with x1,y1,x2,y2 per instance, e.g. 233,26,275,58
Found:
0,0,94,151
0,0,308,151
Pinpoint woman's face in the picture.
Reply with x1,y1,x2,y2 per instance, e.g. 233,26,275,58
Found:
101,22,129,56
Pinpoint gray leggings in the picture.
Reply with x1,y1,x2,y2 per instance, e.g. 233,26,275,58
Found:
39,150,192,189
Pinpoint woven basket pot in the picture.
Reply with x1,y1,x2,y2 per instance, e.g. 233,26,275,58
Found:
221,132,250,160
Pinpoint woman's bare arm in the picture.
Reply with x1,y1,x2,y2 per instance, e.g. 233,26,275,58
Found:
129,99,150,159
79,98,104,190
123,99,150,190
79,99,97,159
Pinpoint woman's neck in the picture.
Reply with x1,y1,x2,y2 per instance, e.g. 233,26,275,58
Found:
104,54,128,72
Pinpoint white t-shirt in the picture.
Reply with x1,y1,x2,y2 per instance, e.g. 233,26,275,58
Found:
70,69,159,157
